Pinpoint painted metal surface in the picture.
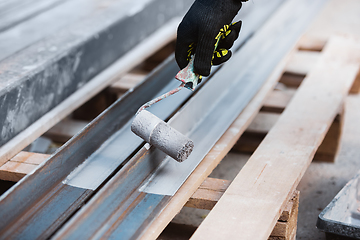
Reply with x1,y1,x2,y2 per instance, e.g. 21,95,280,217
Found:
0,0,193,146
0,0,64,33
0,58,192,239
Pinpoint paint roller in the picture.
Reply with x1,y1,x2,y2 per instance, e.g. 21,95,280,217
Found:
131,23,233,162
131,56,199,162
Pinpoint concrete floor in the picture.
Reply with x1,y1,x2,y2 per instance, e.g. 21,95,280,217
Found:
172,95,360,239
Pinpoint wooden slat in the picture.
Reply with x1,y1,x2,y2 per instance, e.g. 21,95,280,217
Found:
185,178,230,210
247,112,280,133
270,191,299,239
298,0,360,51
285,50,320,75
185,177,298,223
262,89,296,113
191,35,360,240
234,110,343,162
0,151,49,181
350,69,360,94
185,179,299,240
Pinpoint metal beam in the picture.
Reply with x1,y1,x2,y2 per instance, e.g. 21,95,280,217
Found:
0,0,194,146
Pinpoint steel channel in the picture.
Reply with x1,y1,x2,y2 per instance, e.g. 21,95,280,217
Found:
0,0,193,146
0,1,284,239
51,0,330,239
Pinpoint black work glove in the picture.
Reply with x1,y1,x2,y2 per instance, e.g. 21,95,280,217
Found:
176,0,247,77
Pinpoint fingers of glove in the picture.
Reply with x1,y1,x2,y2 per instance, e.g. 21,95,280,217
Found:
217,21,242,49
212,49,232,66
194,32,218,76
175,23,197,70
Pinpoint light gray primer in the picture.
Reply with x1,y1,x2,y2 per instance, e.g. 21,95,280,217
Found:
131,110,194,162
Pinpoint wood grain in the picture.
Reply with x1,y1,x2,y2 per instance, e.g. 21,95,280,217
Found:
0,151,49,181
191,35,360,240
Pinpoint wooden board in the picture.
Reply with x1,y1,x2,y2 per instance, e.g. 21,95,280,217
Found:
233,109,344,162
185,177,298,223
297,0,360,93
185,178,231,210
190,35,360,240
261,89,296,113
285,50,320,75
0,151,49,182
298,0,360,51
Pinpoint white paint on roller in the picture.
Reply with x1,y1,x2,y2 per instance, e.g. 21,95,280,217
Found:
131,110,194,162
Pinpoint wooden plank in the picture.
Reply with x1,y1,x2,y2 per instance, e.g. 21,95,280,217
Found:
270,191,299,238
139,30,297,240
313,110,344,162
185,177,298,224
191,35,360,240
0,151,49,181
185,178,230,210
298,0,360,51
247,112,280,133
349,69,360,94
262,89,296,113
234,110,343,162
185,180,299,240
285,50,320,75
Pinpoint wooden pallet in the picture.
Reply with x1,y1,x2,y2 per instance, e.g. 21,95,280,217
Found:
185,178,299,240
140,0,360,237
188,35,360,240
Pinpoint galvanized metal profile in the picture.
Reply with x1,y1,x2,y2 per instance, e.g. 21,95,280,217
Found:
0,0,63,33
0,0,114,61
0,1,284,239
0,17,181,165
0,0,194,146
52,0,327,239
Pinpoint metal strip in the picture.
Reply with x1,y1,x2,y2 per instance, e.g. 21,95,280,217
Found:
0,40,190,240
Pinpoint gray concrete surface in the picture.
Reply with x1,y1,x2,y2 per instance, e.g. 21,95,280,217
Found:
172,95,360,239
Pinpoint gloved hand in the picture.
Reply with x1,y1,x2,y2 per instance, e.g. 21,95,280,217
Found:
175,0,247,77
